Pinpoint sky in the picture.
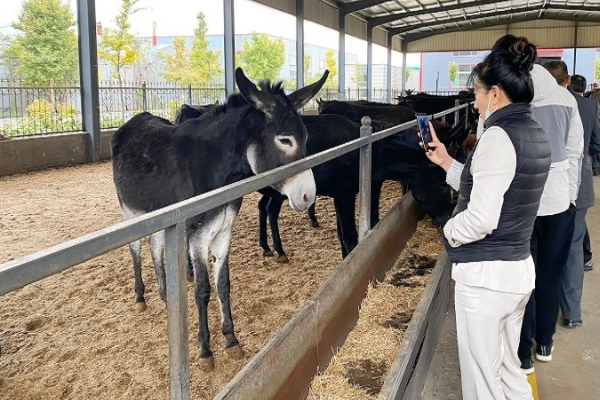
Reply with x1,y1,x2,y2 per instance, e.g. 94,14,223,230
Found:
0,0,419,66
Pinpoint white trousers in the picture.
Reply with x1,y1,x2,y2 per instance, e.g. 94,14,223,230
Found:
454,282,534,400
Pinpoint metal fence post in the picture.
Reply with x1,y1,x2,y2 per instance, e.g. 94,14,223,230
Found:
358,116,373,241
165,222,191,400
187,84,192,105
142,81,148,112
453,99,460,128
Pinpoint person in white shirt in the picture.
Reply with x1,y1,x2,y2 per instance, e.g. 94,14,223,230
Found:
424,35,551,399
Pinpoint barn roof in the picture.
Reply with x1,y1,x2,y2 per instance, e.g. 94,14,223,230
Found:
336,0,600,51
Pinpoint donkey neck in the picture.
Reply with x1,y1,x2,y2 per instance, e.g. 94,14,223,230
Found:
184,103,266,189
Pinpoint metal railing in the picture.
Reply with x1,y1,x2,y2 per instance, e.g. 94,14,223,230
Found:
0,80,226,137
0,81,410,138
0,103,469,399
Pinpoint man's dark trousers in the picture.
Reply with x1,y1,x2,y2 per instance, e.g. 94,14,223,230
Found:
519,205,576,361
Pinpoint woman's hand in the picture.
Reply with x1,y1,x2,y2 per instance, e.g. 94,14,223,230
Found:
422,122,454,172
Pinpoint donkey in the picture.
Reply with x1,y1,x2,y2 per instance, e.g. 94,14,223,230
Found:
257,113,472,260
112,68,329,370
257,114,463,260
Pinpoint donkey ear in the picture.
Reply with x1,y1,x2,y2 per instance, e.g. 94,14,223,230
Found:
235,67,278,115
288,70,330,110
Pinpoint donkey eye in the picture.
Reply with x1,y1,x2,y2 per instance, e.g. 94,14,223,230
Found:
279,137,293,147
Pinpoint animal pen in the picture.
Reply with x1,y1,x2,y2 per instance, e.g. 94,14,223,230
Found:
0,103,468,399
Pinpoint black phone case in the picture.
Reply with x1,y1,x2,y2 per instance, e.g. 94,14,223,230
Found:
416,114,432,151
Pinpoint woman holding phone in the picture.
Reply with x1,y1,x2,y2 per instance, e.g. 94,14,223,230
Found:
423,36,551,399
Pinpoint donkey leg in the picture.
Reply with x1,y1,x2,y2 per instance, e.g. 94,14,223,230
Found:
258,195,274,257
370,180,383,228
211,203,244,359
334,196,358,258
188,229,214,370
149,231,167,303
334,211,348,259
129,240,146,312
308,201,319,228
267,196,288,262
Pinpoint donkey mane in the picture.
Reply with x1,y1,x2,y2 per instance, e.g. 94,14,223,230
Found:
209,79,290,117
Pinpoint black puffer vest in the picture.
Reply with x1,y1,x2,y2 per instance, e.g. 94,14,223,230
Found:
444,103,551,263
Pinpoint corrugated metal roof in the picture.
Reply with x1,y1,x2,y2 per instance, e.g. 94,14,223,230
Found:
337,0,600,48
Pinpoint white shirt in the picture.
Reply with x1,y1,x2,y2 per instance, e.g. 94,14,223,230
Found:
444,126,536,295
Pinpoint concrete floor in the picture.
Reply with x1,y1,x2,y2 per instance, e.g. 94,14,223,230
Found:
420,176,600,400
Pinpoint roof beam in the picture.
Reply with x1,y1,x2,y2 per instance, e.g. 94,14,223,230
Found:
367,0,502,28
403,14,600,44
388,5,542,36
382,4,600,34
340,0,390,15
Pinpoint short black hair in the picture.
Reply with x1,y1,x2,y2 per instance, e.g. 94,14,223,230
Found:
544,61,569,85
569,75,587,94
469,34,536,103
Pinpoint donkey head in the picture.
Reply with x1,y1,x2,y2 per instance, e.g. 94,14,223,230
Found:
235,67,329,212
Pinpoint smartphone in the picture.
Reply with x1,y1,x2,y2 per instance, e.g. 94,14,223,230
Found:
416,113,432,151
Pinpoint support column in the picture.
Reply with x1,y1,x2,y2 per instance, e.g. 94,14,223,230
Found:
77,0,100,162
224,0,236,97
573,22,578,75
367,25,373,101
401,42,407,95
338,11,346,97
296,0,304,90
387,34,392,103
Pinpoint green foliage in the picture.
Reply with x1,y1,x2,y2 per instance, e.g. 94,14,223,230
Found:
350,63,363,87
239,32,285,82
0,0,78,85
594,58,600,83
190,12,223,85
448,62,459,85
160,12,223,85
97,0,144,84
405,67,412,82
303,51,311,82
160,37,194,84
0,99,79,136
323,50,338,89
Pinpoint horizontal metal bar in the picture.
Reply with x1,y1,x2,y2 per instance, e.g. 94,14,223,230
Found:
403,14,600,43
0,102,470,296
0,134,366,295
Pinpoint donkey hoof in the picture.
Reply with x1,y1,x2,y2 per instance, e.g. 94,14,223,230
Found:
198,356,215,371
276,254,289,263
310,221,319,228
225,344,245,360
263,250,274,257
135,302,147,312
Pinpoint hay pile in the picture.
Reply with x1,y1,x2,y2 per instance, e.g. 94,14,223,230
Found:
307,219,443,399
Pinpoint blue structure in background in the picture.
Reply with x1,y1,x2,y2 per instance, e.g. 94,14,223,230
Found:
421,48,599,93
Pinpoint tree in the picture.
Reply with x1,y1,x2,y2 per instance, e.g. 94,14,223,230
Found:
303,50,312,82
239,32,285,82
160,37,193,84
97,0,144,85
350,63,363,87
594,58,600,83
448,62,459,86
190,11,223,85
0,0,78,84
323,49,338,89
405,67,412,83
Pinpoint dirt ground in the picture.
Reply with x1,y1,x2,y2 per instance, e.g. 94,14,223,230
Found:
0,161,414,400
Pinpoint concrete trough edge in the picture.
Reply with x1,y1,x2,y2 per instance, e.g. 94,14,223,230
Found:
377,249,452,400
213,191,422,400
